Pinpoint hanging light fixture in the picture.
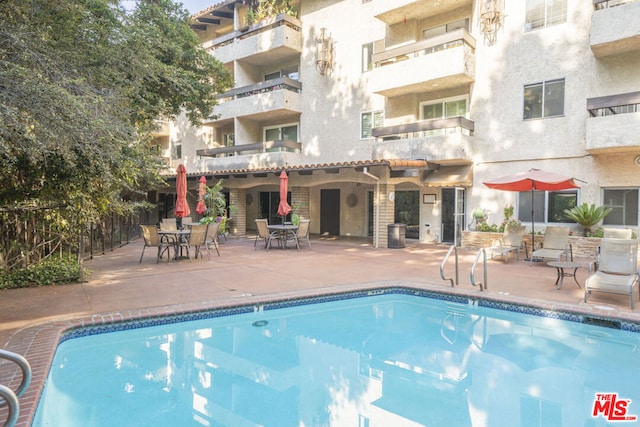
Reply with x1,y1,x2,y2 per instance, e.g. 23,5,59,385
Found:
479,0,505,46
315,28,335,76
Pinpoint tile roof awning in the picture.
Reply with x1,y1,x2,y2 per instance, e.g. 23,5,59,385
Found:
423,164,473,187
169,159,430,178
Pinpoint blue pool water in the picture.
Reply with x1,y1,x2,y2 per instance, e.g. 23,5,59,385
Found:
33,290,640,426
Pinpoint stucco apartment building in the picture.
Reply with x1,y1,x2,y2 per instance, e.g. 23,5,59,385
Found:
150,0,640,247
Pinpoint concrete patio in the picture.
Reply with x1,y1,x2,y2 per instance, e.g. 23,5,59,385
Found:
1,235,639,425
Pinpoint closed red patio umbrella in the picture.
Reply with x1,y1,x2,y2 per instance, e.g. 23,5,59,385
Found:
196,176,207,215
277,171,292,223
484,168,581,251
174,165,190,224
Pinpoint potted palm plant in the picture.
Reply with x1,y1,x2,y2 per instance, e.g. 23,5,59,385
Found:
564,203,612,236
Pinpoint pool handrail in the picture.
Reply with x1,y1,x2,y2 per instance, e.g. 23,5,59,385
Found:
440,245,459,287
470,248,487,291
0,349,31,427
0,349,31,397
0,384,18,427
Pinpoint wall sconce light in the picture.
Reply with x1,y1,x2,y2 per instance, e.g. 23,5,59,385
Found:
479,0,504,46
315,28,335,76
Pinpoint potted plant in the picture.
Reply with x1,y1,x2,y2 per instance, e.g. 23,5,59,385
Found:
563,203,612,236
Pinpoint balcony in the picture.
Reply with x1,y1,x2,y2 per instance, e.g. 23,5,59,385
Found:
586,91,640,153
371,117,474,163
197,139,302,172
372,0,473,24
591,1,640,57
206,77,302,124
151,119,170,136
367,29,475,97
204,14,302,65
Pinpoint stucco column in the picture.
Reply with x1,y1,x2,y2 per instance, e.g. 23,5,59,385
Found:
229,188,246,236
376,183,395,248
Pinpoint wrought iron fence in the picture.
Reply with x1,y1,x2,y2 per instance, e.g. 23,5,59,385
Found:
0,204,143,274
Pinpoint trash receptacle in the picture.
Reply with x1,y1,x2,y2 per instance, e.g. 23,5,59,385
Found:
388,223,406,249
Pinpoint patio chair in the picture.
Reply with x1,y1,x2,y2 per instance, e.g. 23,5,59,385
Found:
159,218,177,231
288,219,311,250
603,228,633,239
139,225,172,263
585,238,639,309
185,224,209,260
254,219,276,249
530,226,572,265
487,224,526,263
205,221,221,257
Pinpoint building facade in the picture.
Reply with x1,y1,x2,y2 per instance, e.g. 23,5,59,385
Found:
150,0,640,247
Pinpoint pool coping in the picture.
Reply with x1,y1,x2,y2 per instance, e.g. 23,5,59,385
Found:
3,279,640,426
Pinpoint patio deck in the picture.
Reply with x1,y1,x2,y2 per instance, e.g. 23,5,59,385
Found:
1,235,640,425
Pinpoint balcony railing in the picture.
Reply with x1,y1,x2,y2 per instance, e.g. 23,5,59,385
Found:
196,139,301,158
216,77,301,103
372,28,475,69
372,117,475,141
587,91,640,117
594,0,635,10
204,13,301,51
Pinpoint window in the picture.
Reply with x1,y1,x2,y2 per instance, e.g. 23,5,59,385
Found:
361,110,383,139
173,141,182,159
264,65,299,81
523,79,565,120
422,18,469,39
420,97,468,135
525,0,567,31
518,190,577,223
603,189,639,226
264,123,298,142
362,42,374,72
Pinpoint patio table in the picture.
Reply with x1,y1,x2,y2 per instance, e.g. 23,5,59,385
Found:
158,229,191,260
267,224,299,249
547,260,586,290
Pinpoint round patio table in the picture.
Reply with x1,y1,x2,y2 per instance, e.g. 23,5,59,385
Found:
547,260,584,290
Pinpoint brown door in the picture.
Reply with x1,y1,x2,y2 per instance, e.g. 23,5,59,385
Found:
320,189,340,236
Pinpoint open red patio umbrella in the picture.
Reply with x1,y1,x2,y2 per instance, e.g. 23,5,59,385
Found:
484,168,581,251
277,171,292,223
196,176,207,215
174,164,190,224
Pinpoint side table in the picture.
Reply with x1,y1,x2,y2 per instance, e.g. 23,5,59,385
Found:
547,260,585,290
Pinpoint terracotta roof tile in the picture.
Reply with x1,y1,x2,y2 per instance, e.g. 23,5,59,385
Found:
164,159,430,177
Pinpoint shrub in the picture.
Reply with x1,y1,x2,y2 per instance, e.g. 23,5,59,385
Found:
476,222,499,232
0,256,85,289
564,203,612,236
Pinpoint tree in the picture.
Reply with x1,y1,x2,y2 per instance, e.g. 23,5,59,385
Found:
0,0,232,212
0,0,232,275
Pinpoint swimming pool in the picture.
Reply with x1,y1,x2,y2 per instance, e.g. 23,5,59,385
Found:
33,288,640,426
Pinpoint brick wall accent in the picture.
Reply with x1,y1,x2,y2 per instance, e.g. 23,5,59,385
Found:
376,183,395,248
462,231,610,259
291,186,310,219
229,188,246,236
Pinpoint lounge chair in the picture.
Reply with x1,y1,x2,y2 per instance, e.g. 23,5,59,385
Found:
603,228,633,239
254,219,277,249
530,226,572,265
585,238,639,309
289,219,311,250
139,225,172,263
487,224,526,263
